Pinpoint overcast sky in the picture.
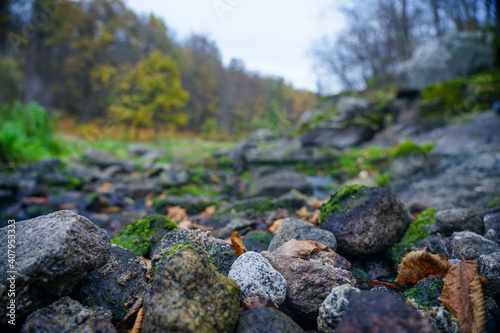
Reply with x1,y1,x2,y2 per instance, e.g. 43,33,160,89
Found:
125,0,345,92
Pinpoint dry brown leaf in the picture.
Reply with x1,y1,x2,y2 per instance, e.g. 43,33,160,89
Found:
273,239,333,259
268,219,284,235
295,206,312,218
96,181,114,194
306,210,320,226
191,223,214,232
201,205,216,216
309,197,329,209
395,248,452,284
140,257,152,271
177,220,192,230
230,231,247,257
59,202,77,210
116,297,142,331
167,206,189,222
21,196,48,205
130,307,144,333
439,260,486,333
101,206,121,213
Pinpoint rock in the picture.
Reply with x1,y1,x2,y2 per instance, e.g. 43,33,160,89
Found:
268,217,337,252
335,291,435,333
317,284,361,333
228,251,287,305
153,194,216,214
261,251,356,325
403,274,444,310
212,216,258,239
71,244,147,322
100,165,122,180
18,158,62,174
300,126,376,150
21,297,114,333
151,163,190,187
243,231,274,252
250,170,313,197
247,128,277,142
370,285,405,302
84,148,121,168
111,215,178,258
435,209,484,236
478,252,500,302
320,186,411,257
143,248,240,333
482,207,500,244
309,251,351,271
127,144,151,156
152,229,237,276
446,231,500,260
427,306,460,333
396,31,494,91
0,210,110,324
336,97,369,121
235,307,305,333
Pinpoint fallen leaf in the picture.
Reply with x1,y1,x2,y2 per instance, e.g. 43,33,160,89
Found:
191,223,214,232
21,197,48,205
295,206,312,218
177,220,192,230
116,297,142,331
130,307,144,333
305,210,320,226
439,260,486,333
357,280,400,291
395,248,452,284
201,205,216,216
231,231,247,257
140,257,152,271
268,219,284,235
101,206,121,213
167,206,188,222
273,239,333,259
96,181,114,194
309,197,329,210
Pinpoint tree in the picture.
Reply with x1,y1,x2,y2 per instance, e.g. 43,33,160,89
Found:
108,50,188,139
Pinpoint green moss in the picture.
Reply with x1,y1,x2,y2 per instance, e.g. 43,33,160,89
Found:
376,172,390,187
350,266,369,282
486,195,500,209
164,184,217,197
400,208,438,245
111,215,177,257
319,185,363,224
153,243,195,278
390,140,434,158
389,208,438,266
404,278,444,310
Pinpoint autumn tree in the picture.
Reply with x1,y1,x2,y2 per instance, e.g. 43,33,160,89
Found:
108,50,188,139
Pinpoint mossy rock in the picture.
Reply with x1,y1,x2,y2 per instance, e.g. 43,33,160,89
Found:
243,231,274,252
319,185,364,224
390,140,435,158
111,215,177,258
404,275,444,310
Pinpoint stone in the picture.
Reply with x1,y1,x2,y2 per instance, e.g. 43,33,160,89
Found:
427,306,460,333
435,209,484,236
0,210,110,324
151,163,190,187
370,285,405,302
300,126,376,150
127,144,151,156
336,97,369,120
482,207,500,244
228,251,287,305
71,244,147,322
261,251,356,325
446,231,500,260
268,217,337,252
250,170,313,197
83,148,121,168
309,251,351,271
317,284,361,333
21,297,114,333
335,291,435,333
396,31,494,91
478,252,500,302
235,308,305,333
320,186,411,257
243,231,274,252
143,248,240,333
152,229,237,276
403,275,444,310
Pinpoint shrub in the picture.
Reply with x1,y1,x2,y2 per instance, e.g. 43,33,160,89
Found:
0,102,64,164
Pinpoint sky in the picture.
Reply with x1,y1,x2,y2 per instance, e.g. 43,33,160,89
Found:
125,0,345,93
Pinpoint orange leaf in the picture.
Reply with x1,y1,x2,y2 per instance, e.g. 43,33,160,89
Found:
201,205,216,216
273,239,333,259
439,260,486,333
268,219,284,235
305,210,320,226
395,248,452,284
177,220,192,230
295,206,312,218
357,280,401,291
230,231,247,257
167,206,188,222
130,307,144,333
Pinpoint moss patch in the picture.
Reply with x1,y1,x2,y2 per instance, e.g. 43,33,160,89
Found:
404,277,444,310
111,215,177,257
152,243,195,279
390,139,434,158
319,185,363,224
